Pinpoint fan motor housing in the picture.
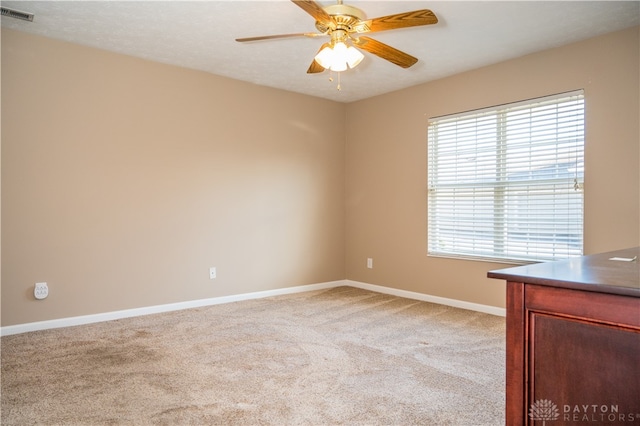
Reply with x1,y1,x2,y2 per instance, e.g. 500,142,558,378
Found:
316,4,366,33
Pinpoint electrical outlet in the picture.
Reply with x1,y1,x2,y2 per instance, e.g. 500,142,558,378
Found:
367,258,373,269
209,267,217,279
34,282,48,300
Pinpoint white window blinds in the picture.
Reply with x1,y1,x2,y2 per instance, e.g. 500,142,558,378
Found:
427,90,584,263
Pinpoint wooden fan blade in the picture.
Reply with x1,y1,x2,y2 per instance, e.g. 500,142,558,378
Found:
362,9,438,33
307,43,329,74
291,0,333,26
236,33,323,42
307,59,325,74
352,36,418,68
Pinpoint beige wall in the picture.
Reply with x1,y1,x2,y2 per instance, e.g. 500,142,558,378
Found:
3,26,639,327
1,29,346,326
345,26,640,308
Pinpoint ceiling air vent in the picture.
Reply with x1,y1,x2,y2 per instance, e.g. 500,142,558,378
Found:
1,7,34,22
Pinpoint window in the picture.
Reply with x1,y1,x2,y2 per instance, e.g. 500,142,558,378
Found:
427,90,584,263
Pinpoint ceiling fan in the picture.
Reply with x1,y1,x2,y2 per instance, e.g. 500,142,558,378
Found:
236,0,438,74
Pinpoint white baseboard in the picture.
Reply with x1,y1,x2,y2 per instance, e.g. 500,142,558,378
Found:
346,280,506,317
1,280,504,336
0,280,344,336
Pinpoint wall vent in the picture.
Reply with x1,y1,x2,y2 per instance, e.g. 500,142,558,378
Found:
1,7,34,22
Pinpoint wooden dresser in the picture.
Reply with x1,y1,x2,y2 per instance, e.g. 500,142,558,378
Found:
488,247,640,425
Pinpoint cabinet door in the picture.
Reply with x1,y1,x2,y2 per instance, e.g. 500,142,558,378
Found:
529,313,640,424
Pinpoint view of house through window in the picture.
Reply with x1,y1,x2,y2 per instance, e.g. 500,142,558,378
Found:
427,90,585,263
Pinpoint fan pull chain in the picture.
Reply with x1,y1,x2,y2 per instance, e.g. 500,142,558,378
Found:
327,71,342,91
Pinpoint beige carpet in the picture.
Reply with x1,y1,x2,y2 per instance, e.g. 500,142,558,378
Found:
1,286,505,425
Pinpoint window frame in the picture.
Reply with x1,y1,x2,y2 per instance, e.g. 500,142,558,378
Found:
427,90,585,264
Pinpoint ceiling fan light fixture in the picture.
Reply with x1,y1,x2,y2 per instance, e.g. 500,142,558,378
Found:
314,41,364,72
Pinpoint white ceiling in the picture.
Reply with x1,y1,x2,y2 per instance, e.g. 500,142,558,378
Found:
2,1,639,103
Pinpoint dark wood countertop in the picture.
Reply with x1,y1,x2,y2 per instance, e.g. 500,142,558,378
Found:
488,247,640,297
